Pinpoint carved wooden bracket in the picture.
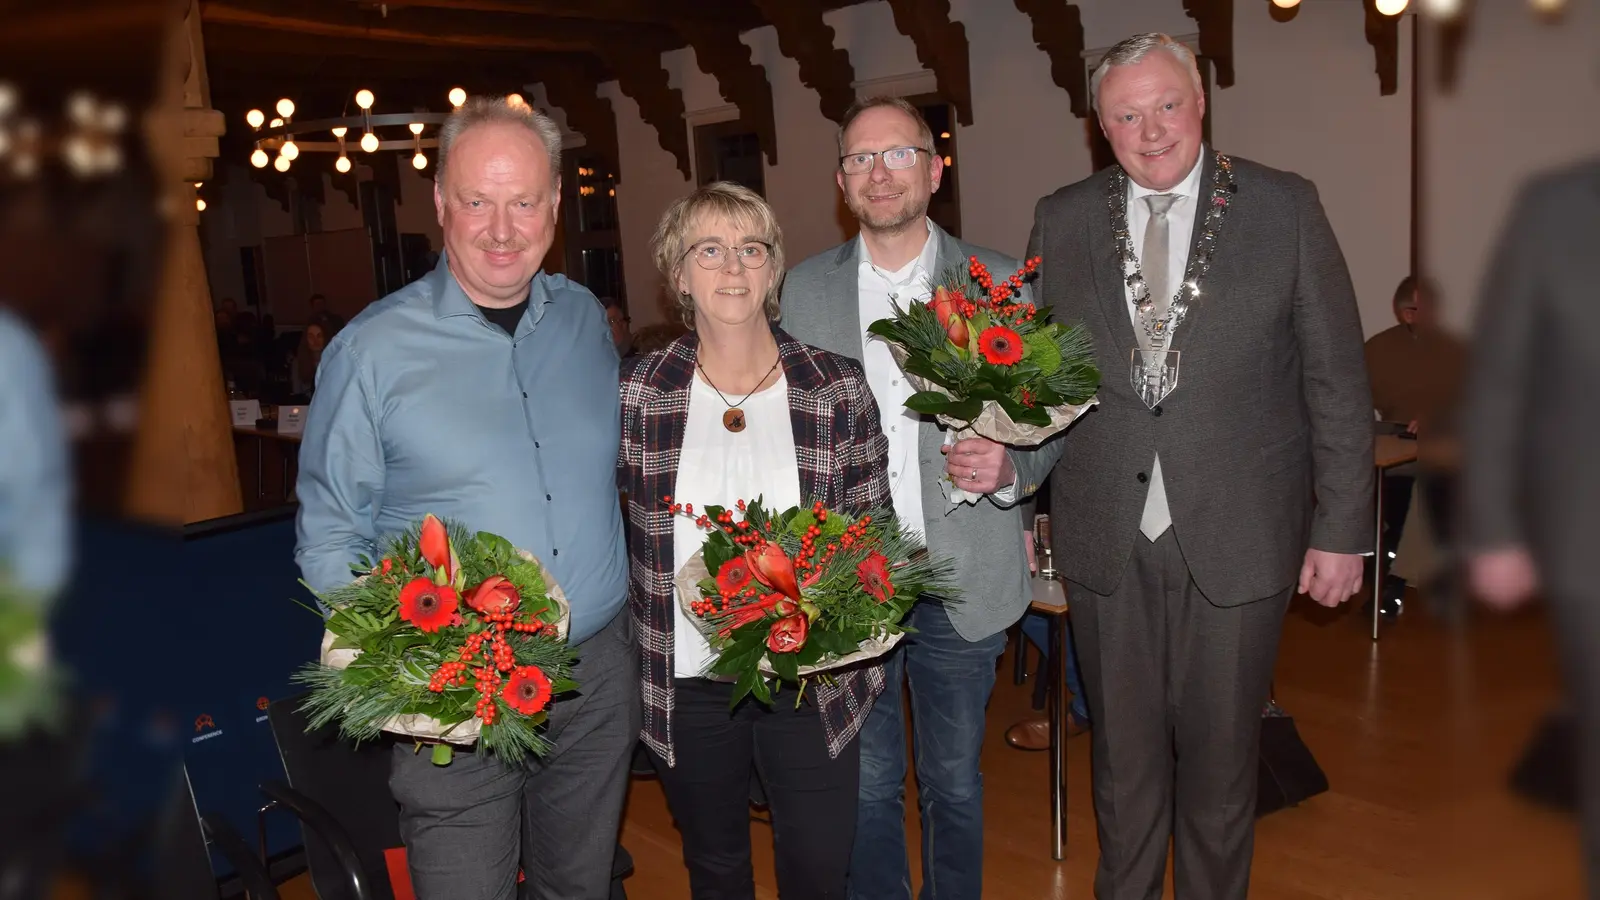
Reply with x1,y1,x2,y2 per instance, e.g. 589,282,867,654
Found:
1364,0,1401,96
1182,0,1234,88
541,66,624,180
883,0,973,125
1011,0,1088,118
752,0,856,125
1435,16,1468,93
598,40,692,179
678,21,779,165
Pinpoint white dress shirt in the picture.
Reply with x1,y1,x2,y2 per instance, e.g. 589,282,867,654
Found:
1123,147,1206,540
857,221,939,538
671,372,800,677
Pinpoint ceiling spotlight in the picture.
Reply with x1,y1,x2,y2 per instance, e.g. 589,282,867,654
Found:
1271,0,1301,7
331,126,348,138
360,132,380,153
449,87,467,107
1374,0,1408,14
412,152,428,170
409,122,424,135
196,198,207,212
1421,0,1460,14
273,154,291,172
276,98,295,118
281,140,300,161
251,147,269,168
269,117,284,128
355,89,375,110
335,155,352,174
246,108,265,129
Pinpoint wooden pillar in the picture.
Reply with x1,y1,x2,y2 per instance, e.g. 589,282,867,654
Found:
125,0,241,524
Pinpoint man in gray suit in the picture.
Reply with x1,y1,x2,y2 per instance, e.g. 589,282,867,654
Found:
782,96,1043,900
1465,159,1600,898
1016,34,1374,898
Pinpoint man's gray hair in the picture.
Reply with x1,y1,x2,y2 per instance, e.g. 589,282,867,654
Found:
435,95,563,187
1090,33,1204,114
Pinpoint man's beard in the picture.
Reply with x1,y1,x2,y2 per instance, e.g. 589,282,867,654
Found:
849,190,927,235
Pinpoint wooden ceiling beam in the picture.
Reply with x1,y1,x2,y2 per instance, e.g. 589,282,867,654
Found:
1182,0,1235,89
1363,0,1401,96
538,67,622,180
751,0,856,125
349,0,765,29
594,38,690,179
883,0,973,125
677,21,778,166
1012,0,1088,118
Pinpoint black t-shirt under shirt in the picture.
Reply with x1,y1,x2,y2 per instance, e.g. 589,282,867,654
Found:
477,299,529,337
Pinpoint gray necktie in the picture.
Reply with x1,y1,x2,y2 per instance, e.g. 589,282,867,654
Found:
1142,193,1180,317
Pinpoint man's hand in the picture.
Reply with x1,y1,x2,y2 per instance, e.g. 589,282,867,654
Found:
1024,529,1036,574
1470,546,1539,611
1406,419,1420,435
1297,549,1364,607
942,437,1015,494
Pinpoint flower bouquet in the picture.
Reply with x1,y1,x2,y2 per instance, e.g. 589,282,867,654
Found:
867,255,1100,504
0,578,61,739
295,514,576,765
670,496,958,708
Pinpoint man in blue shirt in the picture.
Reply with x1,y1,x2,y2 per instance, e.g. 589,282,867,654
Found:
296,97,636,899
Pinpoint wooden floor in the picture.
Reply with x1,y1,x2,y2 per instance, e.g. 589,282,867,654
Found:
277,595,1582,899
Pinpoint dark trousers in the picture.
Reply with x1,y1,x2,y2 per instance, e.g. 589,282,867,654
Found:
388,610,640,900
649,676,860,900
1071,530,1288,900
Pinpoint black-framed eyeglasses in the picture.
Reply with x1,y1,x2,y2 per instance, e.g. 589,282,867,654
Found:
839,146,932,175
682,241,773,271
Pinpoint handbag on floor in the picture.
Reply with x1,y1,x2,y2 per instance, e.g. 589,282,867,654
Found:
1256,697,1329,817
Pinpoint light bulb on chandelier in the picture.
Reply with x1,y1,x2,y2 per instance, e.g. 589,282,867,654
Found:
449,87,467,108
281,140,299,161
196,198,206,212
1421,0,1462,16
409,122,424,135
251,147,268,168
412,152,428,170
335,155,352,174
1530,0,1565,13
246,109,265,129
273,154,291,172
1374,0,1408,14
360,132,380,153
276,98,295,119
355,89,375,111
269,117,283,128
506,93,526,108
331,126,347,138
1270,0,1300,8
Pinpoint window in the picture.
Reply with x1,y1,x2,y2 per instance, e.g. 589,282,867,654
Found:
562,154,626,307
905,93,961,239
694,120,766,196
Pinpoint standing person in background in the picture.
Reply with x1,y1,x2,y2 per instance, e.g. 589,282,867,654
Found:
600,296,633,359
290,321,328,398
1465,159,1600,900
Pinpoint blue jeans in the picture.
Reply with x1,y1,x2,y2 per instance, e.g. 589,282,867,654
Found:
848,601,1007,900
1022,611,1090,722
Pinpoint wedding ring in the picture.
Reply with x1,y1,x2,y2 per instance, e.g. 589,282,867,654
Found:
970,468,977,481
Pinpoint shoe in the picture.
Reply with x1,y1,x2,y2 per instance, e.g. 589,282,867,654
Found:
1004,713,1088,751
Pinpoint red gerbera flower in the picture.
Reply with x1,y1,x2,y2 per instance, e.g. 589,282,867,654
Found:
502,665,552,716
978,326,1024,366
398,576,458,633
716,554,756,596
856,552,895,603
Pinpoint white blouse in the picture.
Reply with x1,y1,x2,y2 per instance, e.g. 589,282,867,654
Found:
670,370,801,678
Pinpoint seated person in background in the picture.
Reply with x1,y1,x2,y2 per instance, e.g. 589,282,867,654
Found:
290,321,328,398
599,296,633,359
307,292,346,336
1363,275,1466,616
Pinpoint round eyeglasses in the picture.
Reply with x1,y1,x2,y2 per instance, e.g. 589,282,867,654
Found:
839,146,931,176
683,241,773,271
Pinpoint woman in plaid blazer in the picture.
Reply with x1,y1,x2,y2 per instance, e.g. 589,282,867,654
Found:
618,182,892,897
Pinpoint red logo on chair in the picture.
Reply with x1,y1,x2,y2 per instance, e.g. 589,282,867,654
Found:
256,696,270,711
194,714,216,732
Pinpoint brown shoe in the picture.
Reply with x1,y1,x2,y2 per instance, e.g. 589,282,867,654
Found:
1004,714,1088,751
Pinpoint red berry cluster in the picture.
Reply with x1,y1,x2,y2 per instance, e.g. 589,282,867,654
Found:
428,660,471,691
427,600,547,728
968,255,1041,319
1020,387,1037,409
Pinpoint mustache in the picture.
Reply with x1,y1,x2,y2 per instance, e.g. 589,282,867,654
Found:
476,239,529,252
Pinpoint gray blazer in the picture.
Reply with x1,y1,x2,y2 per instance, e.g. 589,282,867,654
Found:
781,223,1042,642
1464,158,1600,600
1019,154,1375,604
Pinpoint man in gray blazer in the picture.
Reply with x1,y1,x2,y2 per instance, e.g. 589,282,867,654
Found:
1465,159,1600,899
1015,34,1374,898
782,96,1043,900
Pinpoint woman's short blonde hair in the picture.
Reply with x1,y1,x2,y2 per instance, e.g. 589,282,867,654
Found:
650,181,786,328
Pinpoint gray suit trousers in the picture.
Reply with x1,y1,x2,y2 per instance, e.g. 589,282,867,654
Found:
1070,531,1288,900
388,610,641,899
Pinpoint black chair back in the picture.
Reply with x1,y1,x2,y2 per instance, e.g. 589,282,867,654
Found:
267,694,401,900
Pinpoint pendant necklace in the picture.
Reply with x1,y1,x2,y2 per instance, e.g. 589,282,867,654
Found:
697,355,782,433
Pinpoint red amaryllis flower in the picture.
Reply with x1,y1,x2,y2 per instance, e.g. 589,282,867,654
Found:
501,665,552,716
467,575,521,616
978,326,1024,366
419,514,454,582
716,554,756,597
928,286,970,347
856,552,895,603
766,614,809,654
747,543,800,602
398,576,458,633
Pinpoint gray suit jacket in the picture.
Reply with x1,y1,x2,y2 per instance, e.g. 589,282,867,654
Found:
1464,158,1600,600
1018,154,1375,604
781,223,1041,642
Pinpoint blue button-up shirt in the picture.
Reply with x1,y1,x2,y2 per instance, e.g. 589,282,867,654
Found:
0,308,70,599
294,258,627,643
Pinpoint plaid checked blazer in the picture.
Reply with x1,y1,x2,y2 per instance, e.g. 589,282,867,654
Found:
618,327,892,767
